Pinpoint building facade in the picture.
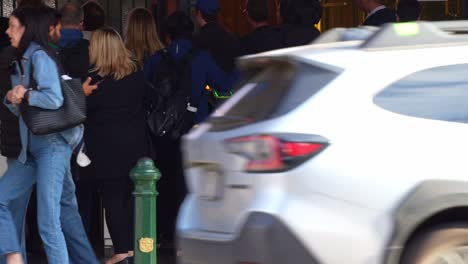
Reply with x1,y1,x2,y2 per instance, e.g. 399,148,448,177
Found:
1,0,466,36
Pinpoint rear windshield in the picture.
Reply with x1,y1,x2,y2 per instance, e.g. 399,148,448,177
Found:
208,61,341,131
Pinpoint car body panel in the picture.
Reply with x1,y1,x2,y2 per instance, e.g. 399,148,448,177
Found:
177,24,468,264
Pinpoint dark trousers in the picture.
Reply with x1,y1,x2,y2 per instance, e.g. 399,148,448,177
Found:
76,178,134,254
153,137,187,244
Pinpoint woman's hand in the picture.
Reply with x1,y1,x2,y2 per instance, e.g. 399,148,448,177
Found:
6,90,17,104
83,77,98,96
7,85,27,104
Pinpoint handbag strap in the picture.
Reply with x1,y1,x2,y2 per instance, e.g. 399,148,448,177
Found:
20,48,64,90
28,55,37,90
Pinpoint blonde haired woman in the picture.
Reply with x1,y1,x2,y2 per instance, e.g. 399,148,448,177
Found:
125,8,164,67
79,27,149,264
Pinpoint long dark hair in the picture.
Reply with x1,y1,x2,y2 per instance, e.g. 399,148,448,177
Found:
0,17,9,49
82,1,106,31
11,6,57,61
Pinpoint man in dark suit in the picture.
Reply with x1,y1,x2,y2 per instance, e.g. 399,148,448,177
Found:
355,0,397,26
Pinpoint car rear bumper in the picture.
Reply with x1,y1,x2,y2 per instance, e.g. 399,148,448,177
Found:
177,212,320,264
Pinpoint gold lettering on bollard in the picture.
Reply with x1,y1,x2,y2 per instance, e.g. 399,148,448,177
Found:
139,237,154,253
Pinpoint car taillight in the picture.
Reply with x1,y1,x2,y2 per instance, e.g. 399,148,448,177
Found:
225,134,328,172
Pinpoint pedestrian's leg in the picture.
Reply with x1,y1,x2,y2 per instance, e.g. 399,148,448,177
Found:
154,137,178,248
102,180,134,264
13,188,32,264
0,160,35,262
0,157,33,264
34,143,71,263
61,168,100,264
0,190,32,264
25,186,42,260
74,177,95,237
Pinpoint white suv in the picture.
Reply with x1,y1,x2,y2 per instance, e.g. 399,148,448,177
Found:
176,21,468,264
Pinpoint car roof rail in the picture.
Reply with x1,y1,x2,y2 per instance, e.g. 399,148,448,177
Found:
431,20,468,34
313,26,378,44
361,21,468,50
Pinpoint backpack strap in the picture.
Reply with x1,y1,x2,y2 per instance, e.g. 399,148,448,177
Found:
159,48,171,61
152,47,205,113
182,48,207,112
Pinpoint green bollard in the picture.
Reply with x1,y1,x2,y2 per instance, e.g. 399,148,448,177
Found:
131,157,161,264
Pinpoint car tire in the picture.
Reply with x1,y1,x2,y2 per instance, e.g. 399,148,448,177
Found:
400,223,468,264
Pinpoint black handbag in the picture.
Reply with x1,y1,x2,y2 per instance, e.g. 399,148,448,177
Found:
19,50,86,135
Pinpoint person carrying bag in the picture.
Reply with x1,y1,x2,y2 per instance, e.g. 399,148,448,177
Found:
0,6,98,264
19,48,86,135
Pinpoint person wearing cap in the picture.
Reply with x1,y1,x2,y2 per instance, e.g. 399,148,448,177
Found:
144,10,236,251
355,0,397,26
192,0,240,74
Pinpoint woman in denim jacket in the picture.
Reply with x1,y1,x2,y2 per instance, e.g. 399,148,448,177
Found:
0,7,93,264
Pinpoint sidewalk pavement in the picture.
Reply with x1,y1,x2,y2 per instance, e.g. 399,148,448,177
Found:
28,252,176,263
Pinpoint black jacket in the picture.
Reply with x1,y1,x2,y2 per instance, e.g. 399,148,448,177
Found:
363,8,397,26
80,71,149,181
240,25,283,56
0,46,21,158
280,24,321,48
193,22,240,73
59,39,90,82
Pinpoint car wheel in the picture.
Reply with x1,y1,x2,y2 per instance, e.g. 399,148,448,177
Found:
400,224,468,264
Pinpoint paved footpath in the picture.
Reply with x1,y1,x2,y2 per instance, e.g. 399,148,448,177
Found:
1,156,177,264
29,252,176,263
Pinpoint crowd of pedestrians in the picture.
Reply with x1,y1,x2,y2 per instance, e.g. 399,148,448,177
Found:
0,3,98,264
0,0,422,263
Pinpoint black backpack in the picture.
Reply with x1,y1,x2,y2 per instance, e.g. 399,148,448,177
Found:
146,48,200,139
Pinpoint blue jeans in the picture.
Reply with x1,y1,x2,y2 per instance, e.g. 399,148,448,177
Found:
0,179,30,264
0,133,99,264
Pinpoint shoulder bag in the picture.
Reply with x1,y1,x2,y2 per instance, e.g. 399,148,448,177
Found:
19,49,86,135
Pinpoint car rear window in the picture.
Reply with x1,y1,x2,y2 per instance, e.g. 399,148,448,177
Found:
208,61,341,131
373,64,468,123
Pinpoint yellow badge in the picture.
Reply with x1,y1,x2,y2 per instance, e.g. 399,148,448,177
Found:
139,237,154,253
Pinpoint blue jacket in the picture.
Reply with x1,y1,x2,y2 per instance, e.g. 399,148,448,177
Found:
144,38,236,124
59,29,83,48
5,42,83,163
